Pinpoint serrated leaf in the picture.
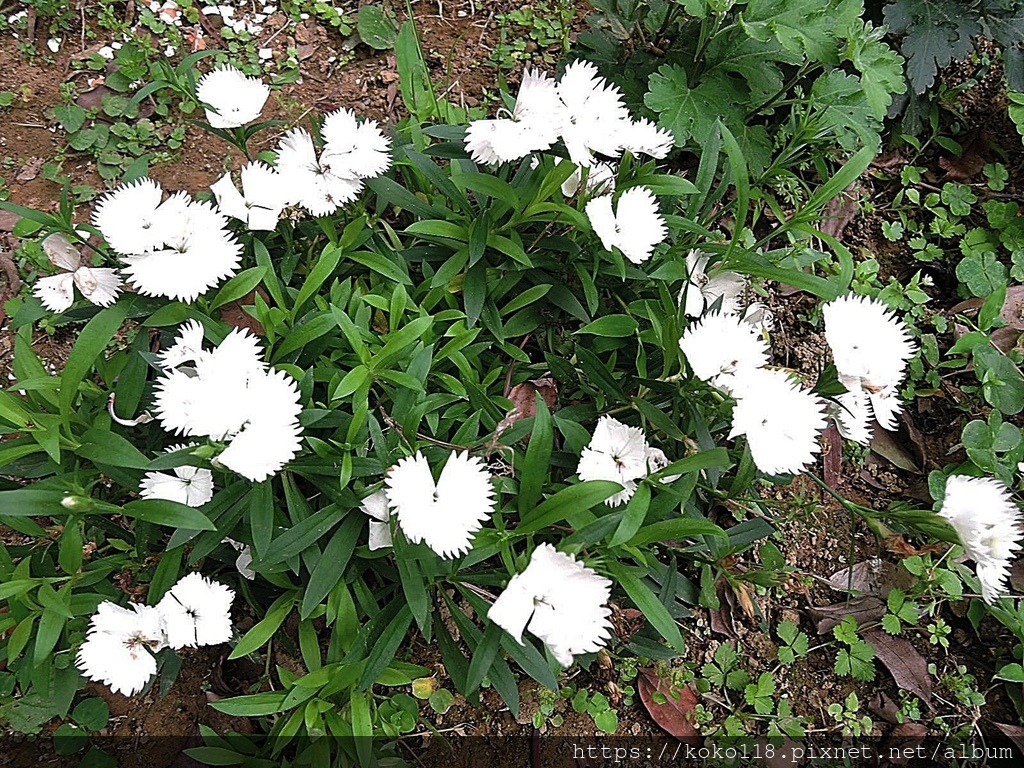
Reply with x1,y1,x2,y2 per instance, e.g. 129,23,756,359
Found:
741,0,858,64
885,0,980,94
809,70,881,152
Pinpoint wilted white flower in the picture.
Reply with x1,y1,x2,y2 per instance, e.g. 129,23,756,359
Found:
741,302,774,334
321,108,392,179
211,161,289,231
487,544,613,667
196,65,269,128
76,602,165,697
465,69,563,165
139,444,214,508
556,60,630,167
156,572,235,648
225,538,255,580
728,368,828,475
678,311,770,391
938,475,1023,603
617,116,674,159
360,489,392,550
680,250,746,318
33,233,121,312
275,127,363,216
559,160,615,198
153,326,302,482
823,293,916,431
577,415,649,506
384,451,495,558
586,186,666,264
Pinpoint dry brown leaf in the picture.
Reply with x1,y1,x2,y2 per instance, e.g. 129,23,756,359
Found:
709,579,738,638
867,692,901,724
829,559,914,598
993,723,1024,758
870,426,921,473
819,185,860,241
16,158,43,183
823,421,843,489
807,596,887,634
864,629,932,706
218,290,268,336
490,378,558,445
938,130,988,181
879,722,930,765
637,668,700,743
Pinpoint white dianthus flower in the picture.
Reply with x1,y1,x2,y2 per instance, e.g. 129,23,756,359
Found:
92,178,170,254
678,311,770,391
938,475,1023,604
585,186,667,264
680,249,746,318
95,181,242,304
321,108,392,179
384,451,495,559
275,127,363,216
617,116,675,159
196,65,269,128
153,326,302,482
728,368,828,476
823,293,916,432
156,572,235,649
139,443,214,508
487,544,613,667
75,602,166,697
211,161,290,231
465,69,563,165
556,60,631,167
577,415,650,506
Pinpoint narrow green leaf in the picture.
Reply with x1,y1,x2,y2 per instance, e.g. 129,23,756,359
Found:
229,592,295,659
518,396,552,512
606,560,684,653
518,480,623,532
209,267,268,311
121,499,216,531
59,303,129,424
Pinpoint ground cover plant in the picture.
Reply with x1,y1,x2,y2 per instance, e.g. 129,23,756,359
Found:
3,1,1024,766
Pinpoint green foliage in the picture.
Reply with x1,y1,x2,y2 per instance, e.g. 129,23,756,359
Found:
884,0,1024,95
833,616,876,681
580,0,905,176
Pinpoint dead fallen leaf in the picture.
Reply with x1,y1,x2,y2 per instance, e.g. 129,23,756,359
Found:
16,157,44,183
993,723,1024,757
819,185,860,241
883,535,944,559
829,559,914,598
637,668,700,743
879,722,929,765
867,692,901,724
0,211,21,232
490,378,558,446
864,629,932,706
218,290,268,336
709,579,738,638
938,129,989,181
870,425,921,473
807,596,886,634
823,421,843,489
